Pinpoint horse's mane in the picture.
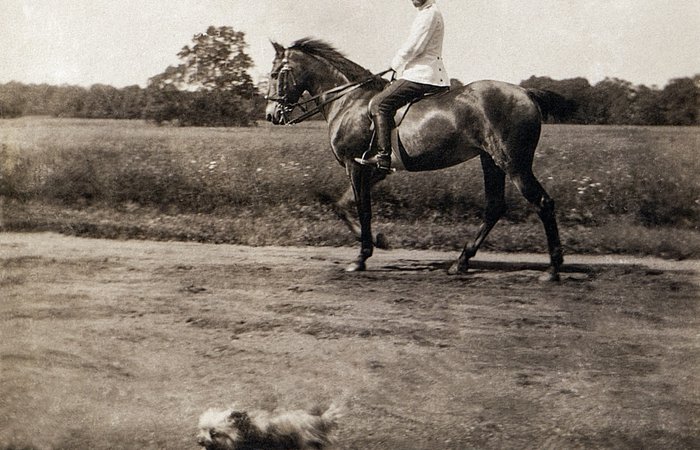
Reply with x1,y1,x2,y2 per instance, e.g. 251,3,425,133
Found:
289,38,384,88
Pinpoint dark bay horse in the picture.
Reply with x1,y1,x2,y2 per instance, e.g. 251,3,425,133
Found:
266,38,568,281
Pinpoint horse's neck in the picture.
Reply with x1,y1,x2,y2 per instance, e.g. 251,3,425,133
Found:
325,89,371,126
307,68,350,100
312,77,369,125
308,70,369,125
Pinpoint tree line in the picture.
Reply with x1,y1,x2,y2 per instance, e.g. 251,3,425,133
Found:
0,26,697,126
2,75,697,126
520,75,699,126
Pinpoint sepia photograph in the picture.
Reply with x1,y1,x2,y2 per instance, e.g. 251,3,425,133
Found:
1,1,698,448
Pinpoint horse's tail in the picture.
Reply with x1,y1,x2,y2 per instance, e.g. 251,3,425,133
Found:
526,89,576,122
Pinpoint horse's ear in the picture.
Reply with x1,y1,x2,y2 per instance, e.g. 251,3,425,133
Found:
270,40,285,58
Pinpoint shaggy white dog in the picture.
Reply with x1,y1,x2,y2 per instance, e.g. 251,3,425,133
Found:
197,404,342,449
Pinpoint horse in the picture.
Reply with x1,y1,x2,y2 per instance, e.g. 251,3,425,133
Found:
265,38,570,281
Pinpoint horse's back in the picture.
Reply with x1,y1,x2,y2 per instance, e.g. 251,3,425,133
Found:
460,79,527,96
406,79,539,130
460,80,539,117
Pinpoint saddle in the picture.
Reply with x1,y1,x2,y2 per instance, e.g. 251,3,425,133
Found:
365,87,450,170
373,86,450,129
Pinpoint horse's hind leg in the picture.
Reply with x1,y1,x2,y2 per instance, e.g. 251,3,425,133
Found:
448,153,506,275
510,170,564,281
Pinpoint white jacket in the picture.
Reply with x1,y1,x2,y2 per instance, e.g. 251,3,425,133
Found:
391,0,449,87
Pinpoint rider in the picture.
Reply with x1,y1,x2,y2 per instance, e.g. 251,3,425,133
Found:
357,0,450,172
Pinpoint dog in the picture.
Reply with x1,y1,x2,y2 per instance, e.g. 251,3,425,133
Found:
197,403,342,449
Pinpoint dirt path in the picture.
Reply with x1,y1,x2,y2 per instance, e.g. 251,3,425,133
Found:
1,232,698,449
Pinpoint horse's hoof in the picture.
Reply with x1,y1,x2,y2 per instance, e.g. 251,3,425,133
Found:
374,233,390,250
539,271,560,282
447,261,468,276
346,261,366,272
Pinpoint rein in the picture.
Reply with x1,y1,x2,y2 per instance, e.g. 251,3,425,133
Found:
269,68,393,125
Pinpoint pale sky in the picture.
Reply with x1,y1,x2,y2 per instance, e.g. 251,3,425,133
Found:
2,0,698,89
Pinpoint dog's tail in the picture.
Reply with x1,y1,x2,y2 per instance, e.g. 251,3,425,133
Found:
304,403,343,447
321,403,343,426
309,402,343,433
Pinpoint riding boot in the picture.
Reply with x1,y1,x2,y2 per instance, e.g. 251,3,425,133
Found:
356,115,393,172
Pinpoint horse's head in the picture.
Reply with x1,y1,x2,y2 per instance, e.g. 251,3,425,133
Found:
265,41,309,125
265,38,382,125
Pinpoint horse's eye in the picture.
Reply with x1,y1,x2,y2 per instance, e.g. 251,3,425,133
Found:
270,73,278,80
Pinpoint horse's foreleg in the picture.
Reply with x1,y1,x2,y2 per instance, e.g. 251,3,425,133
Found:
449,153,506,275
335,186,360,234
336,172,389,249
511,171,564,282
345,164,375,272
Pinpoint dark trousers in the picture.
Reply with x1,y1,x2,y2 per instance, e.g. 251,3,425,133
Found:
369,79,444,155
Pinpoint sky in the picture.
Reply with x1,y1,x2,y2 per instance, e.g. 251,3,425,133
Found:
1,0,698,89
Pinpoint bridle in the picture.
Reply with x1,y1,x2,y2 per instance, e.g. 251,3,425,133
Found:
266,58,392,125
265,58,301,123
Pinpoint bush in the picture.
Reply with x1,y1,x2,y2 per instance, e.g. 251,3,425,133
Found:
1,119,698,230
142,87,258,127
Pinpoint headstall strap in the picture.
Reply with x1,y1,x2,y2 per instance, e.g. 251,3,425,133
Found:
278,59,296,101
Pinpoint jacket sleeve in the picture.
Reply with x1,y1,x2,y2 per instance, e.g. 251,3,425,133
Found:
391,10,437,71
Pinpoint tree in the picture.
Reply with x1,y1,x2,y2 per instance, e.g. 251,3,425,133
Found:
146,26,259,126
629,85,663,125
592,78,635,125
143,84,186,124
176,26,255,97
84,84,122,118
118,85,147,119
23,84,58,115
147,65,188,91
48,85,88,117
660,77,698,125
0,82,27,118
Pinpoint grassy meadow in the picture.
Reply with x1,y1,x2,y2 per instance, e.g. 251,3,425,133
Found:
1,117,698,258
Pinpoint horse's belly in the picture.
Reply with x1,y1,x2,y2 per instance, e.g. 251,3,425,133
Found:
395,131,481,172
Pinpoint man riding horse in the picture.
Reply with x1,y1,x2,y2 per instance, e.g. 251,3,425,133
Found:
356,0,450,173
265,12,570,280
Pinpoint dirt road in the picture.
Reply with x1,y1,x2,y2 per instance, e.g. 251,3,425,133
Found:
1,232,698,449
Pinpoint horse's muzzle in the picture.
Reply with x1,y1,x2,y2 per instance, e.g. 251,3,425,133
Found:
265,103,286,125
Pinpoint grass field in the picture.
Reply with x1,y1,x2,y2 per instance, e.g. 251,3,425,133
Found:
1,117,698,258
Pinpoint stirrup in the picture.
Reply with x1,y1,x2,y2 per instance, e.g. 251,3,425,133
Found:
354,152,393,172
